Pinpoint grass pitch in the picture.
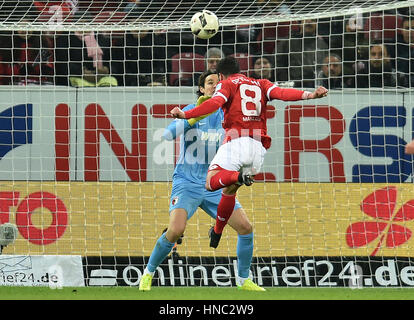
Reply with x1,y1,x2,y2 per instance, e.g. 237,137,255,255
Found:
0,286,413,300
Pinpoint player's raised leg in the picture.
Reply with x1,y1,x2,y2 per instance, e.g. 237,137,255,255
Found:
206,138,263,248
139,209,187,291
206,169,255,248
208,182,240,248
206,167,254,191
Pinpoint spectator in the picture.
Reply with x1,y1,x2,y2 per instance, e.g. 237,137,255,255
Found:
111,29,167,86
123,0,145,20
339,14,369,83
316,53,351,89
55,30,117,87
395,17,414,87
204,47,224,72
276,19,329,88
177,47,224,87
353,43,405,88
0,28,54,86
124,0,141,11
250,56,275,82
33,1,78,24
54,11,118,87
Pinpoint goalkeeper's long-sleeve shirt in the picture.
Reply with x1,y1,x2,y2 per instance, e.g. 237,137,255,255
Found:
163,104,224,185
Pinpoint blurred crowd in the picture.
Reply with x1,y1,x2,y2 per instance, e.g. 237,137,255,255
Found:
0,0,413,89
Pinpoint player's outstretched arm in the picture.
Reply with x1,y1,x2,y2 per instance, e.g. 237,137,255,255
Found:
268,85,328,101
170,107,186,119
306,86,328,99
171,95,223,120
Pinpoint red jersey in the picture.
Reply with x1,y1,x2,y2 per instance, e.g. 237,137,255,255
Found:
184,74,308,149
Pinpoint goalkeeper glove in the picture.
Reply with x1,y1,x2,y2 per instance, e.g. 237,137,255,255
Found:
187,96,215,126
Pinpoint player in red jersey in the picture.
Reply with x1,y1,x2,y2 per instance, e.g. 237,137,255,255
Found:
171,56,328,248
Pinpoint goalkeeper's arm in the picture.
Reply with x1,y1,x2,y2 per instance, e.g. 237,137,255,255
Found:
187,96,215,126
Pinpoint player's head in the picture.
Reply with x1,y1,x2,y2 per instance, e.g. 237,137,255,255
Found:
216,56,240,80
197,70,219,97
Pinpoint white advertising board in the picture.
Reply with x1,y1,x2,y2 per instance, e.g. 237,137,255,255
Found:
0,86,412,182
0,255,84,287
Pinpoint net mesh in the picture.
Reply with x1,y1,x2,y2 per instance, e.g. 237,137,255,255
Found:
0,0,412,30
0,0,413,288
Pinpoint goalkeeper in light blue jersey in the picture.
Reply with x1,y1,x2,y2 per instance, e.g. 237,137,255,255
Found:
139,70,265,292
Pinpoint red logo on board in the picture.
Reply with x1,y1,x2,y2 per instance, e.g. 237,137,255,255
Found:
346,186,414,256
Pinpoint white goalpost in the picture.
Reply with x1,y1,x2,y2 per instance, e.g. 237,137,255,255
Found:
0,0,413,288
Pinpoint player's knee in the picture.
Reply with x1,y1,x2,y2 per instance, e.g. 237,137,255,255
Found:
167,231,184,243
174,225,186,237
238,221,253,235
166,225,186,242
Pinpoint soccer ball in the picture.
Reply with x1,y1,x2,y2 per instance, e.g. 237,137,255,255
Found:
190,10,219,40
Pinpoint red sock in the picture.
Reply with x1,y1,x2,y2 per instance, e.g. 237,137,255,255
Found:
208,170,239,191
214,193,236,234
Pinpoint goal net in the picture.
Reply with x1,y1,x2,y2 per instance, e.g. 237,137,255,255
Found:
0,0,413,288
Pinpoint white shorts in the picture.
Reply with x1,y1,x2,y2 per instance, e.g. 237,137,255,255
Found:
209,136,267,175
